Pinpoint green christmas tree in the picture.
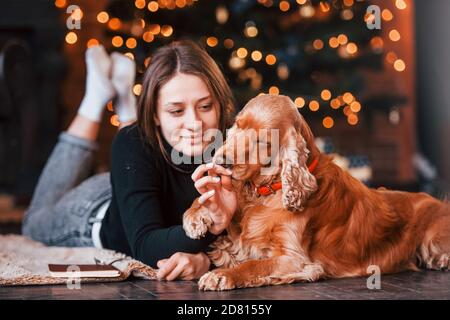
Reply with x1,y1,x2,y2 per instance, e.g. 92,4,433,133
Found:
103,0,406,130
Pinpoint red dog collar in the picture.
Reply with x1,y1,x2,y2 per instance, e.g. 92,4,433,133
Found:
256,158,318,196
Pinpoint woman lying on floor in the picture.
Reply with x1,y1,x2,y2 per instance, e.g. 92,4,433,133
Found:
22,40,238,281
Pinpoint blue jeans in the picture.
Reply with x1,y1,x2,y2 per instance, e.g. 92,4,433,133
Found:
21,132,112,247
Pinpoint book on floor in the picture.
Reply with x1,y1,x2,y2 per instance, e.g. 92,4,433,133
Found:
48,264,121,278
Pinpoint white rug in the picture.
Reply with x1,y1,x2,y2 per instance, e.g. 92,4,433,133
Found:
0,234,157,286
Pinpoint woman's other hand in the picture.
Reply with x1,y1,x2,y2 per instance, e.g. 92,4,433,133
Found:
156,252,211,281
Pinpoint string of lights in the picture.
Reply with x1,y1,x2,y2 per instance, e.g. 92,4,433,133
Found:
55,0,409,129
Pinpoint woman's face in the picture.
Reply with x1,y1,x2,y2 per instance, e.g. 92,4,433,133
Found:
155,73,219,157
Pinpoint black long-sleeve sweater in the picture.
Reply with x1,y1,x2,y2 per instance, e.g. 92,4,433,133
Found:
100,124,217,268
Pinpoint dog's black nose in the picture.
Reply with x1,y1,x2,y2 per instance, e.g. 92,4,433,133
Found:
222,162,232,169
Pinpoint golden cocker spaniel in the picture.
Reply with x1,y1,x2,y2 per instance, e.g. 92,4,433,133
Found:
183,94,450,291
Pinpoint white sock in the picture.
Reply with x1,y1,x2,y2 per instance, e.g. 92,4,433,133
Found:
78,45,115,122
111,52,137,123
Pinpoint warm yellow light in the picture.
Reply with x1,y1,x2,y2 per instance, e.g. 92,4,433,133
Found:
135,0,146,9
343,0,354,6
300,5,315,18
394,59,406,72
110,115,120,127
343,105,351,116
112,36,123,47
143,32,154,43
133,84,142,95
65,32,77,44
148,1,159,11
337,34,348,45
313,39,324,50
126,38,137,49
148,24,161,35
343,92,354,104
224,39,234,49
329,37,339,48
245,26,258,38
229,56,245,70
236,47,248,58
107,101,114,112
87,39,99,48
97,11,109,23
309,100,320,111
125,52,135,60
161,25,173,37
389,29,401,42
251,50,263,62
54,0,66,8
206,37,219,47
319,1,330,12
269,86,279,95
341,9,353,20
108,18,121,30
71,8,83,20
350,101,361,113
175,0,186,8
206,37,218,47
347,114,358,125
162,0,174,8
295,97,305,108
323,117,334,129
370,37,384,51
382,9,393,21
330,98,341,109
296,0,307,4
279,1,290,12
346,42,358,55
321,89,332,101
395,0,407,10
386,51,397,64
216,6,229,24
265,54,277,65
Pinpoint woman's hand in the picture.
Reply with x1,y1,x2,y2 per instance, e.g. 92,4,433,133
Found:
156,252,211,281
191,163,237,235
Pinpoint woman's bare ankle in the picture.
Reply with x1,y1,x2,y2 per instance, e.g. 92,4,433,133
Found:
67,114,101,141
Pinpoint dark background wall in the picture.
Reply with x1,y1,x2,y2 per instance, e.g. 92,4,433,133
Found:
415,0,450,193
0,0,65,203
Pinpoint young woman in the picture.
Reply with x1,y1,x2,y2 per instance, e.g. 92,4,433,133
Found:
22,40,237,281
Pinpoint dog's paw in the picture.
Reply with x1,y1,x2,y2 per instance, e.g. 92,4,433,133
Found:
437,254,449,270
198,270,236,291
183,213,213,240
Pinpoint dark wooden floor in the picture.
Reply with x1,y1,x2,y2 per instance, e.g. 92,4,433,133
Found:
1,270,449,300
1,208,449,300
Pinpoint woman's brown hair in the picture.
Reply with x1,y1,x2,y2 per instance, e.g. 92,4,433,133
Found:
137,39,235,166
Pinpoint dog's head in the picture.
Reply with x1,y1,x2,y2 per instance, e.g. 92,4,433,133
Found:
214,94,319,211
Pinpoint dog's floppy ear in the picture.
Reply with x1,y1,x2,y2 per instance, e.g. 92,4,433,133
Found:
280,126,317,211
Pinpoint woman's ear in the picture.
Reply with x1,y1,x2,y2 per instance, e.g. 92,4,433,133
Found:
154,115,160,126
280,127,317,212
